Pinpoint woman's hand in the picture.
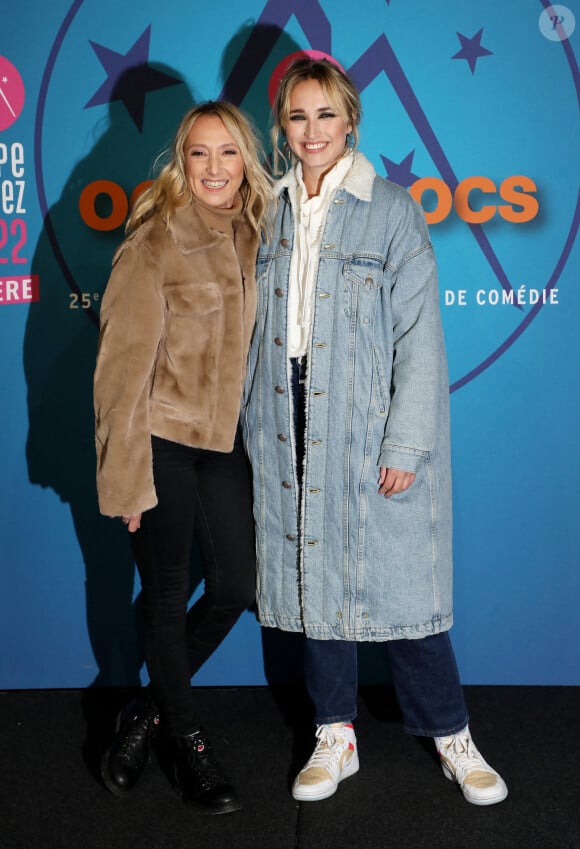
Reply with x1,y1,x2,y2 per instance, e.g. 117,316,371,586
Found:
378,468,416,498
121,513,142,533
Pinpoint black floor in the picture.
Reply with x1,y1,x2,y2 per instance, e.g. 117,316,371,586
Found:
2,686,578,849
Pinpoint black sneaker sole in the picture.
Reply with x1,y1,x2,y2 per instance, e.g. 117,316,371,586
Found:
182,796,243,815
173,782,242,815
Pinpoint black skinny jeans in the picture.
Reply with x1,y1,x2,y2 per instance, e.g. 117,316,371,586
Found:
129,430,256,735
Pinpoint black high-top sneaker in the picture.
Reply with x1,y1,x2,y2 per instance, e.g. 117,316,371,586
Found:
173,729,241,814
101,695,160,795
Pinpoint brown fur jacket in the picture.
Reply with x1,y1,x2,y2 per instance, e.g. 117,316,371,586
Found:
94,201,258,517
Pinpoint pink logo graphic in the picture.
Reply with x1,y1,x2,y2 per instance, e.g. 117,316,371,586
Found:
0,56,25,131
268,50,346,106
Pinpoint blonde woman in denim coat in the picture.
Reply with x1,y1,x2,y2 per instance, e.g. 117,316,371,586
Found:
243,58,507,807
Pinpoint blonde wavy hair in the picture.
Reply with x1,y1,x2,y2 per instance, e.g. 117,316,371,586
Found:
271,57,362,176
127,101,272,237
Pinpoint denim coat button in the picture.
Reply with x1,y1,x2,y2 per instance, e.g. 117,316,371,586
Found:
274,337,283,346
275,288,284,297
275,386,285,394
282,481,292,489
280,238,290,247
277,434,287,442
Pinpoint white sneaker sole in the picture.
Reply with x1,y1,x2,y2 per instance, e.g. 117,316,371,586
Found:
441,762,509,806
292,751,360,802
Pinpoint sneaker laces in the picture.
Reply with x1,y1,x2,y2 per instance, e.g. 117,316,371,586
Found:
118,719,148,757
304,724,346,771
439,729,504,794
184,734,228,789
439,731,489,780
117,705,157,759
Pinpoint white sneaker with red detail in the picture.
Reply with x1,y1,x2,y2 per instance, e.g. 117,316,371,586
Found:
435,725,508,806
292,722,359,802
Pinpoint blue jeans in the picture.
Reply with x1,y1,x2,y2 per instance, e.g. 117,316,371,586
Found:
305,633,468,736
292,357,467,737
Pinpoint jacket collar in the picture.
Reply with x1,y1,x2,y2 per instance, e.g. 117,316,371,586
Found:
167,201,222,254
276,151,376,203
164,197,258,281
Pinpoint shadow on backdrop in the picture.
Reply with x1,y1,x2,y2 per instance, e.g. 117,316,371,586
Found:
24,64,197,694
220,21,305,159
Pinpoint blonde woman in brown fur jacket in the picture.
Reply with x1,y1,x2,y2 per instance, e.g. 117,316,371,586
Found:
94,101,271,814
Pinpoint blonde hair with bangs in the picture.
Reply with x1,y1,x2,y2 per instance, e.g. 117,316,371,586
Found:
271,57,362,175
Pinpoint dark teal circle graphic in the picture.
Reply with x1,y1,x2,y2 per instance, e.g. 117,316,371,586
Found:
34,0,580,391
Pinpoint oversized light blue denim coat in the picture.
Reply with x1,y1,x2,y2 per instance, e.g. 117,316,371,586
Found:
242,153,453,641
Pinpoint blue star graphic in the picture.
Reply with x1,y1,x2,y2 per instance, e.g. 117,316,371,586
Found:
380,151,420,188
84,26,182,131
452,28,493,75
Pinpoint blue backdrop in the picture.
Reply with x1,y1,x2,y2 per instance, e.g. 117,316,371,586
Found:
1,0,578,688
